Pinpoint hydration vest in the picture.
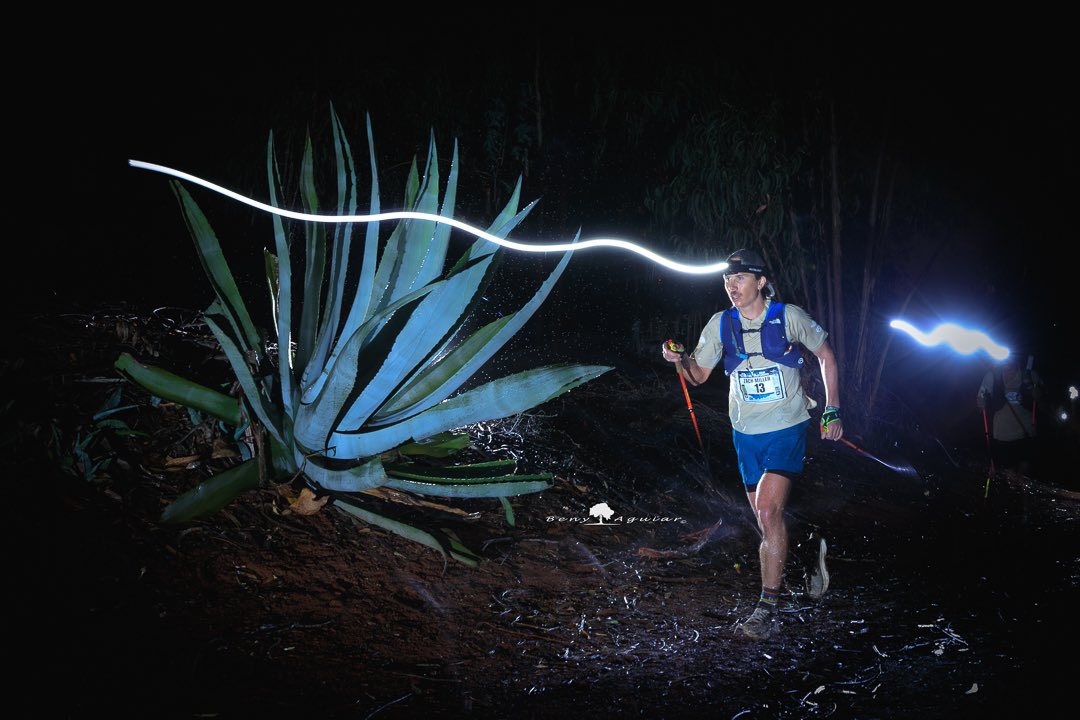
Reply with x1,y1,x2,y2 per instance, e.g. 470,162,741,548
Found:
720,302,805,376
990,367,1035,414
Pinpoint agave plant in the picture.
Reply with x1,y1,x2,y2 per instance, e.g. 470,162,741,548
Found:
117,106,610,564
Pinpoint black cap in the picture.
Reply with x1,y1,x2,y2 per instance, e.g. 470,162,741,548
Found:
724,248,768,276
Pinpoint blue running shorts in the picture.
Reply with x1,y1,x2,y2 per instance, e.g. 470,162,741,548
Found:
732,420,809,492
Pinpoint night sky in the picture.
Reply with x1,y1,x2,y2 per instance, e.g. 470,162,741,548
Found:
15,11,1077,448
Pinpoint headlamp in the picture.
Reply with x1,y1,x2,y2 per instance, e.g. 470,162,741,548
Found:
723,261,766,277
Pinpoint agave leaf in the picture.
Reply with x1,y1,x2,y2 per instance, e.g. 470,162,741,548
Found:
384,477,551,498
337,114,382,340
172,182,262,363
334,251,499,431
160,458,260,524
326,364,612,459
393,131,443,298
333,496,480,566
263,249,279,328
407,137,459,292
296,132,327,375
386,470,551,485
268,432,297,480
384,458,517,479
368,158,419,317
293,283,442,450
374,234,579,425
499,496,516,527
448,177,531,274
203,305,285,445
424,138,459,282
395,431,471,457
487,191,540,241
372,316,511,425
295,454,386,493
266,132,296,416
301,105,360,397
115,352,240,426
298,277,444,405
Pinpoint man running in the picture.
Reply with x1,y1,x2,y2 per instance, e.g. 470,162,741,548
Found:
661,248,843,639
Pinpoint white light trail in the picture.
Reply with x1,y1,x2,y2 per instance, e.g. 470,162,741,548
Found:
889,319,1010,361
129,160,731,275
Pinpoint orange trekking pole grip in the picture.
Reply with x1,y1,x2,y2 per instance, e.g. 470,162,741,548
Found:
666,340,704,450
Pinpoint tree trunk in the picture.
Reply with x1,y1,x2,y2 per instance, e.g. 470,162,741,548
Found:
867,241,944,417
828,102,845,368
853,115,893,396
534,41,543,151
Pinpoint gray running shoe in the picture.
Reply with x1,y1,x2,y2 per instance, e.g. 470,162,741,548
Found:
733,605,778,639
805,534,830,601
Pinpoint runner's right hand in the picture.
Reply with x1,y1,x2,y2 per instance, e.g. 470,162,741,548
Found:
661,339,683,362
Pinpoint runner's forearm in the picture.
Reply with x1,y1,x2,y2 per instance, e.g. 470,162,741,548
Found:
680,354,708,386
815,344,841,408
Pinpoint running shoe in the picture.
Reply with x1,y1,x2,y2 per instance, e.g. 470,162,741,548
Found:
805,533,830,601
733,605,778,639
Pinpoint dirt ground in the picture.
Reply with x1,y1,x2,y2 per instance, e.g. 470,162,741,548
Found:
6,307,1079,719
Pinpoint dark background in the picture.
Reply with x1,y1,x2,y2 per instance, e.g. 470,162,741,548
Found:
13,10,1077,462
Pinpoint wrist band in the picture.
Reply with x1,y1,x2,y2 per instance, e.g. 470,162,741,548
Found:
821,406,842,429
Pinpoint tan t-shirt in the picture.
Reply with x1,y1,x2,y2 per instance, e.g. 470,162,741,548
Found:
693,300,828,435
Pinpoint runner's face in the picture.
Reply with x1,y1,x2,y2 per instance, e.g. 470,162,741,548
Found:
724,272,766,309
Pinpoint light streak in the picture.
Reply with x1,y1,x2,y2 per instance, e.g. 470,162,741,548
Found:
889,319,1010,361
129,160,731,275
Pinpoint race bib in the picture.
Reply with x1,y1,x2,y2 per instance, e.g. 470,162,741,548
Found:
737,366,786,403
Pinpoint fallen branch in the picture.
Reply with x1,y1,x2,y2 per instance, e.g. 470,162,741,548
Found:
636,518,723,559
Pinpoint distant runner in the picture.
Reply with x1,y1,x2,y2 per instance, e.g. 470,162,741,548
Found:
661,248,843,640
976,353,1043,476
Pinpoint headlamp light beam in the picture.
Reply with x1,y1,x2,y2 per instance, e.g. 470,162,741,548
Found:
129,160,730,276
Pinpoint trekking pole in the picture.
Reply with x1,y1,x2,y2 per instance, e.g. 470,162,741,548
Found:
666,339,704,450
981,405,995,498
1028,354,1037,431
837,437,920,479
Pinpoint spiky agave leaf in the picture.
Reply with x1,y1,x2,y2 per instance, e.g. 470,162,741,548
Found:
203,303,285,446
372,232,581,426
332,495,481,566
172,182,262,365
394,431,471,457
160,458,260,524
114,353,240,426
266,131,296,417
384,458,518,478
303,104,359,389
384,458,553,498
323,363,611,461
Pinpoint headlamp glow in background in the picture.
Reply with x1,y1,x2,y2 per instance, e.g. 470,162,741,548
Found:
889,319,1010,361
129,160,731,276
1069,386,1078,401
